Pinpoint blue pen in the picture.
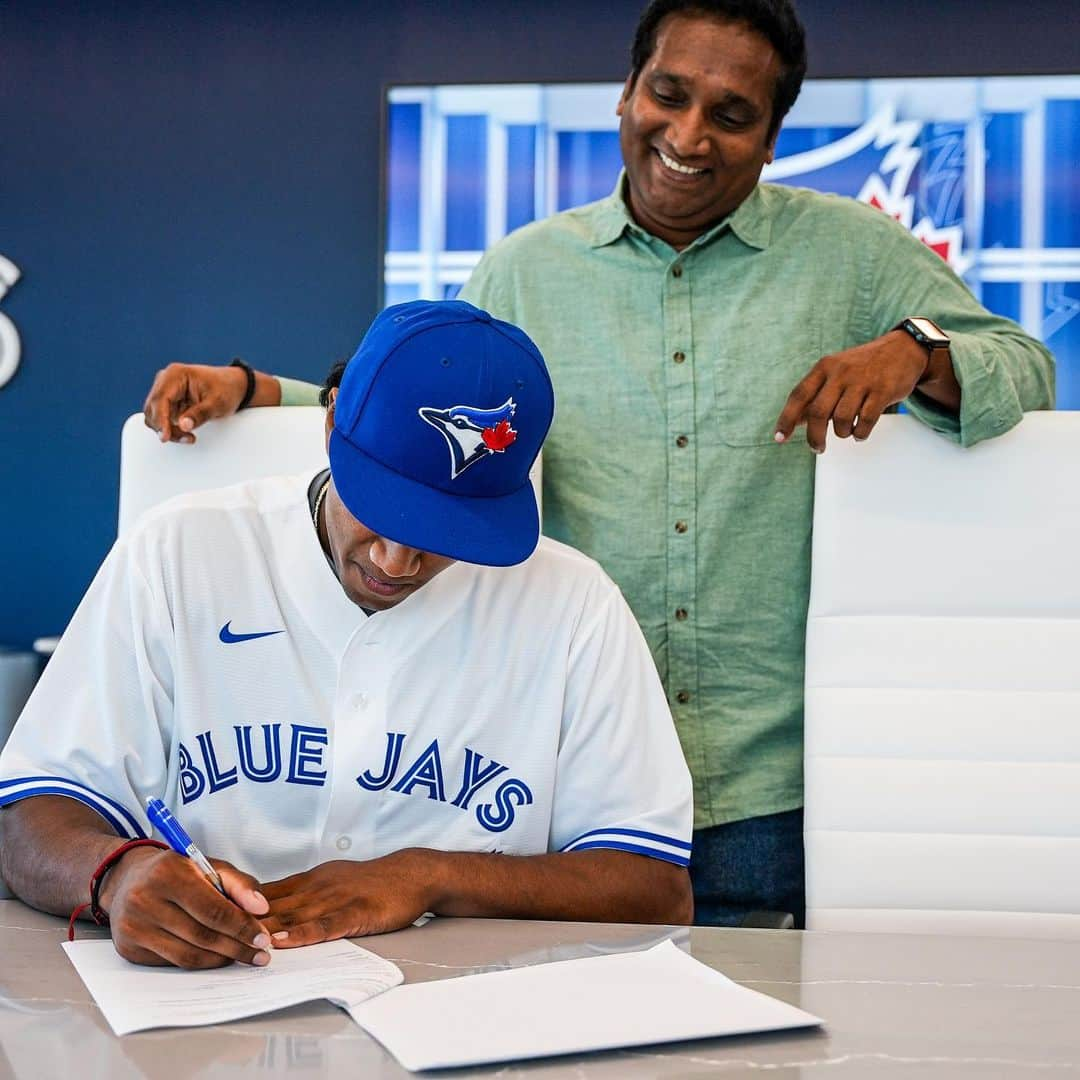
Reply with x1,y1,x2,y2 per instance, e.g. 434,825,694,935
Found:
145,797,227,896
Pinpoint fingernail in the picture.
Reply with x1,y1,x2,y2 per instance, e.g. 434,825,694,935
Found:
273,931,289,941
252,890,268,908
812,447,824,455
179,417,194,432
774,432,785,443
253,933,270,949
253,951,270,966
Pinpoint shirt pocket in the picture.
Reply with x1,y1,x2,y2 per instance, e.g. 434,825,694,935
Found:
711,345,824,447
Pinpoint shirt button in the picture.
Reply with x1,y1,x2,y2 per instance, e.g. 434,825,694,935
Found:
675,434,689,448
676,690,691,704
671,265,683,278
675,608,688,621
336,835,352,852
350,692,368,710
673,351,685,364
675,520,688,534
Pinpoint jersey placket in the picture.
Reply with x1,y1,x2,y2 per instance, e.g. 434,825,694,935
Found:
662,250,702,783
321,617,389,863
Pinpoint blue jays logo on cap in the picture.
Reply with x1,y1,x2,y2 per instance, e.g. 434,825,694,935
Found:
419,398,518,479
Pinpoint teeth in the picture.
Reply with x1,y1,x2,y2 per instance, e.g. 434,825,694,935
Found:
658,149,705,175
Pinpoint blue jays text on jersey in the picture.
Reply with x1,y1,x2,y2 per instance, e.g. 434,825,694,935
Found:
179,723,534,834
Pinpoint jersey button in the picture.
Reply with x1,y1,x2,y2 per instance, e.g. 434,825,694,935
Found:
350,693,368,710
336,835,352,852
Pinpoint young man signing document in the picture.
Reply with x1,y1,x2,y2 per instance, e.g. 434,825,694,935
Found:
0,301,694,968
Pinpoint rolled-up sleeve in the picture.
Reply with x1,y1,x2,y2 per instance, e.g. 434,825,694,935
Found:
864,214,1055,447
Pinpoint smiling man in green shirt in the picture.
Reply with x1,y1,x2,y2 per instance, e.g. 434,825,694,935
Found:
141,0,1055,926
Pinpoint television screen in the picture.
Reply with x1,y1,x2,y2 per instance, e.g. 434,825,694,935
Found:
384,77,1080,407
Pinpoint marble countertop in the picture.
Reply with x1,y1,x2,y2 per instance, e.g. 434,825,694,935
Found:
2,899,1078,1077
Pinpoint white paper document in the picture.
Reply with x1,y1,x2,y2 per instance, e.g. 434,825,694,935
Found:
349,939,822,1071
62,938,403,1036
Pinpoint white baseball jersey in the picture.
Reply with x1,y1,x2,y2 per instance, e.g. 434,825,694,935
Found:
0,474,692,882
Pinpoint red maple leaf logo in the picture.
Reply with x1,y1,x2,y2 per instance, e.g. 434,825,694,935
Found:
482,419,517,452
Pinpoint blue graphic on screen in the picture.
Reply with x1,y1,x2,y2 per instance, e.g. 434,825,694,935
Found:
384,79,1080,406
506,124,538,233
445,115,487,251
557,131,622,211
386,102,421,254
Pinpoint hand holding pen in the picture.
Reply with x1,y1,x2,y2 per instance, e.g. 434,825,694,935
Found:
94,797,272,969
145,797,227,895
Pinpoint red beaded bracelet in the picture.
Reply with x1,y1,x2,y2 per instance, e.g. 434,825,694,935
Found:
68,838,169,941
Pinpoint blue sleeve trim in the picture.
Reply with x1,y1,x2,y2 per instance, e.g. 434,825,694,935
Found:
0,777,145,839
564,839,690,868
563,826,693,852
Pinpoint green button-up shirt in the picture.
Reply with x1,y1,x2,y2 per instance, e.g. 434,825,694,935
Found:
287,177,1054,829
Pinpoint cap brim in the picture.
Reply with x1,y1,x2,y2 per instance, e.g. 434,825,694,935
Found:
328,429,540,567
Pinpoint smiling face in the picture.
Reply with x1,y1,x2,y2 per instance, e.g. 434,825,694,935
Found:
616,12,783,250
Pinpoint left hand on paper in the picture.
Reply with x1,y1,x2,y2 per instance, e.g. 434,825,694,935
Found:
261,851,434,946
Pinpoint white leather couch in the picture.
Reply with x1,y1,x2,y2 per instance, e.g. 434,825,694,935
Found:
119,408,329,535
805,412,1080,938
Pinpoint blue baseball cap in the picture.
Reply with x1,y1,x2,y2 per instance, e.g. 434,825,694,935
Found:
328,299,554,567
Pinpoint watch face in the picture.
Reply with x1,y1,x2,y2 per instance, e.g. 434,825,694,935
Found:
908,317,948,346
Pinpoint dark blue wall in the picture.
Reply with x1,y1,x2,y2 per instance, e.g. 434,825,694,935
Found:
0,0,1075,649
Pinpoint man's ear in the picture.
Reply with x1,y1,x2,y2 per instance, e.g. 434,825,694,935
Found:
616,74,634,117
765,125,779,165
324,388,337,449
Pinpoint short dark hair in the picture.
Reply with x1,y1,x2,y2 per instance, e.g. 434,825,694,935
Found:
629,0,807,140
320,359,347,407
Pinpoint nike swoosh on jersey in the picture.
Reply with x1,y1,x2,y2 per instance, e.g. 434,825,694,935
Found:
218,621,285,644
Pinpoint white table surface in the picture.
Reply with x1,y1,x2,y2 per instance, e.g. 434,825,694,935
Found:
2,899,1078,1077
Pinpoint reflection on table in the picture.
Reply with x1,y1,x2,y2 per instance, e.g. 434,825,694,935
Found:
2,899,1078,1077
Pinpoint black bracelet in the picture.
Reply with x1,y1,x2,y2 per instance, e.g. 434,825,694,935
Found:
229,357,257,411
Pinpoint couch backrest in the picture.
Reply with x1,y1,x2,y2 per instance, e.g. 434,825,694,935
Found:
805,412,1080,938
118,409,330,535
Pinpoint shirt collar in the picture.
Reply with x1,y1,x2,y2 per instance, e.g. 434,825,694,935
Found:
585,171,772,252
585,173,638,248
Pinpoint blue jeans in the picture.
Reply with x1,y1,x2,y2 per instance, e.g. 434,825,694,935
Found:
689,808,806,928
